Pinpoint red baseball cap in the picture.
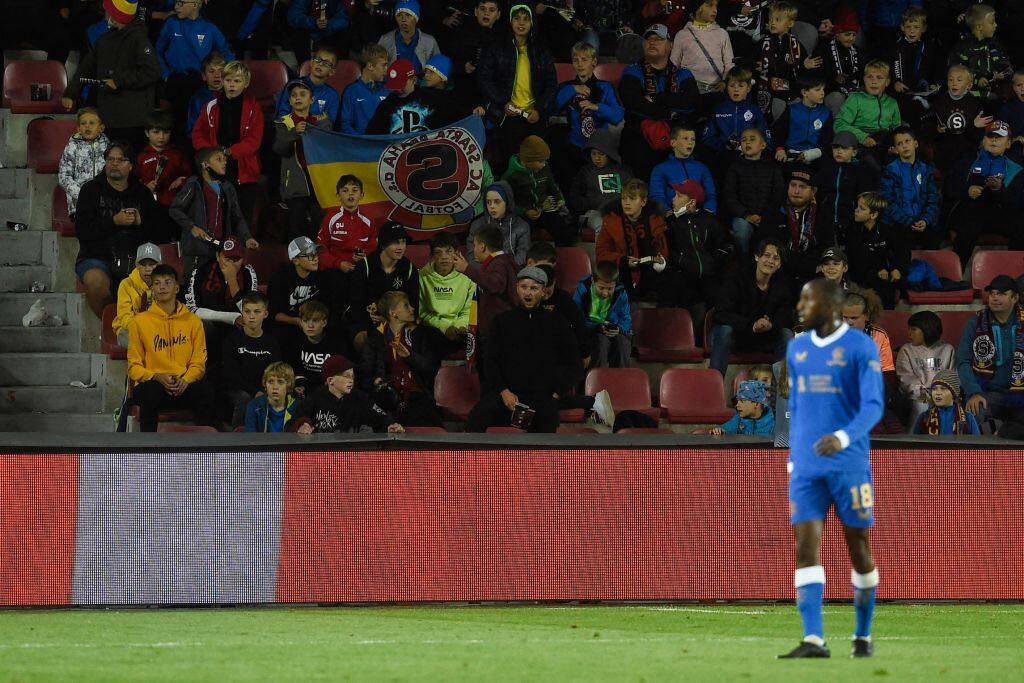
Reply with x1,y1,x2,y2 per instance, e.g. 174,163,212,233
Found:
321,355,354,381
385,59,417,91
670,180,706,207
220,238,245,259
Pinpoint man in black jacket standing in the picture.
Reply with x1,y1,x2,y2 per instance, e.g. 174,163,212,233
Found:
74,142,160,317
708,238,794,377
467,266,580,433
62,1,161,149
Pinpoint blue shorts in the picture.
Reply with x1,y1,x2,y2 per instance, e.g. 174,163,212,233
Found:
789,468,875,528
75,258,111,282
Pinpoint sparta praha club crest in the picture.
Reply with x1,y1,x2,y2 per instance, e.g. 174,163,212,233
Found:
378,126,484,229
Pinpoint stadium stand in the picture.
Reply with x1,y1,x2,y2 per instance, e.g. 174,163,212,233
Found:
434,366,479,422
584,368,660,421
554,247,592,292
243,60,288,111
906,250,973,305
634,308,702,363
972,251,1024,301
299,59,361,94
26,118,76,173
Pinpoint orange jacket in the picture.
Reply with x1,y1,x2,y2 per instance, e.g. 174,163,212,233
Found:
596,207,670,265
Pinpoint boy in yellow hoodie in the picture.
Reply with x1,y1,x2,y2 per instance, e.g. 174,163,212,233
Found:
113,242,161,347
128,264,218,432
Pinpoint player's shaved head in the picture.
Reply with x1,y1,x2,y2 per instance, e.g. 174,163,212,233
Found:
798,278,843,332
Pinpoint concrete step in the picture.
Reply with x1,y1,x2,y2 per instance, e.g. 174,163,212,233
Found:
0,293,81,326
0,230,58,266
0,168,57,228
0,325,80,353
0,385,103,414
0,413,113,432
0,353,93,386
0,265,54,292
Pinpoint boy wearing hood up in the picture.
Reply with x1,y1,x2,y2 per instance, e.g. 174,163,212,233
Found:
467,181,531,268
567,129,633,238
710,379,775,436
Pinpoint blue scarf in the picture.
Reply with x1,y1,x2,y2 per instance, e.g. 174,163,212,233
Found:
395,30,422,72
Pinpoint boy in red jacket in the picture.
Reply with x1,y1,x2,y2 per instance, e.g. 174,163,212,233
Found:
135,109,190,241
191,60,264,229
317,174,378,273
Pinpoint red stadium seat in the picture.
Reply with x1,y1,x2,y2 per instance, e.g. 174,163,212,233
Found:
876,310,910,351
634,308,702,362
404,426,447,433
558,408,586,423
555,247,592,292
101,304,127,360
52,186,74,236
26,118,77,173
157,424,219,432
555,62,577,84
594,63,626,87
937,310,976,347
907,250,973,304
557,426,598,433
3,60,67,113
245,243,289,285
617,427,674,434
732,368,749,396
703,309,774,363
300,59,362,95
434,366,479,421
243,60,289,111
585,368,660,420
659,368,734,424
971,250,1024,301
405,244,431,268
160,243,184,280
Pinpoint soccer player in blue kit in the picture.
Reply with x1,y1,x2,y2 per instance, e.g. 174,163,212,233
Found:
779,279,884,659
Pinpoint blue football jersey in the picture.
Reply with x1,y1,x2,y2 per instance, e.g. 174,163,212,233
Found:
787,324,884,475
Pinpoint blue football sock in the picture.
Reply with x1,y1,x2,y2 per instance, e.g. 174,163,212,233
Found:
795,566,826,642
852,568,879,639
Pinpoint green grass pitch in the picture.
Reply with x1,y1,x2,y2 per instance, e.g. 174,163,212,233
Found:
1,604,1021,681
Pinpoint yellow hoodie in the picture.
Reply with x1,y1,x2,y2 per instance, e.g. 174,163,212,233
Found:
113,268,152,336
127,301,207,384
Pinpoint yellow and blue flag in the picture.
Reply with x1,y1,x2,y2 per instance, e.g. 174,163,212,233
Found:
303,115,487,239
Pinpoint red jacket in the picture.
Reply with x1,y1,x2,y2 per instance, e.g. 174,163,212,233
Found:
316,206,377,270
191,92,264,184
134,145,191,207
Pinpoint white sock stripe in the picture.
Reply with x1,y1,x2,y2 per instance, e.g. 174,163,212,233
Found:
794,565,826,588
851,568,879,589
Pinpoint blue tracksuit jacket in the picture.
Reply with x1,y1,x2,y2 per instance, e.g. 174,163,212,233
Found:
649,156,717,214
156,16,235,78
275,77,341,125
554,78,625,149
339,79,390,135
702,98,771,151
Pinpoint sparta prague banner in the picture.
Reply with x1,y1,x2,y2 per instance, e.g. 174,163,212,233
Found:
304,116,487,239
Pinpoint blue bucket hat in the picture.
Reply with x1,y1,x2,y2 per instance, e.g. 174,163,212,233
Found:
736,380,768,407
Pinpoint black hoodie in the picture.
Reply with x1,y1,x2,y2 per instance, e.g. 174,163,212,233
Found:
289,386,395,433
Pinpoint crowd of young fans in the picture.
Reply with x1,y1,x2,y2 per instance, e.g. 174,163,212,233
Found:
22,0,1024,435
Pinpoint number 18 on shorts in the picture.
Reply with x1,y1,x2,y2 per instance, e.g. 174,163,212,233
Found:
789,470,875,528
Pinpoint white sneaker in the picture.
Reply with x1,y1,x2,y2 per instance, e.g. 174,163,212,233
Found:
592,390,615,427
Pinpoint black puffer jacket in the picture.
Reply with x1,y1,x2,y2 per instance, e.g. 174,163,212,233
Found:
666,210,732,281
721,156,786,220
814,157,880,244
477,33,557,118
65,20,161,129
